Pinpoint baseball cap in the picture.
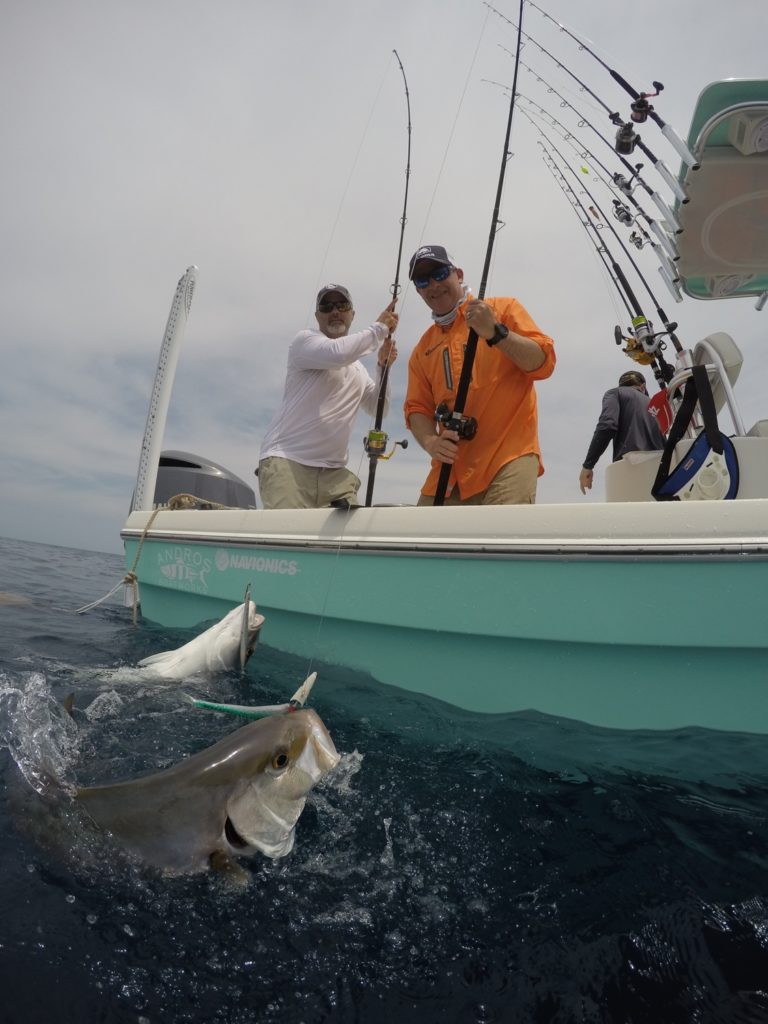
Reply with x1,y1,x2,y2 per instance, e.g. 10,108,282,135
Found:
408,245,455,280
618,370,646,387
316,284,352,308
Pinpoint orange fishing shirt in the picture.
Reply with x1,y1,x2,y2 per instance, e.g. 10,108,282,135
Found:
404,296,556,498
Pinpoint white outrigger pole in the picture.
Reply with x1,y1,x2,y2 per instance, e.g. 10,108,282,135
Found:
131,266,198,512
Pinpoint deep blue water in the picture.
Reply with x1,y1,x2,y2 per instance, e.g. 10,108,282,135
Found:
1,534,767,1024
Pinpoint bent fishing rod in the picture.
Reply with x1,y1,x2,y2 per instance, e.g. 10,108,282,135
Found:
432,0,525,507
497,47,682,232
518,104,680,288
541,132,683,368
522,0,699,170
486,3,692,205
364,49,411,507
540,150,672,388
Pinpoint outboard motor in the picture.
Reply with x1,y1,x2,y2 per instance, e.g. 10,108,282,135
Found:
153,450,257,509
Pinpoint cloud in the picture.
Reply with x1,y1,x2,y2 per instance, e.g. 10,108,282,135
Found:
1,0,765,553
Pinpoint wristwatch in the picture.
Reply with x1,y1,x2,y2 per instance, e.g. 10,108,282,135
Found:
486,322,509,347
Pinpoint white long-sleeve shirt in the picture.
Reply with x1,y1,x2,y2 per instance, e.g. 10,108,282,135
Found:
259,322,390,467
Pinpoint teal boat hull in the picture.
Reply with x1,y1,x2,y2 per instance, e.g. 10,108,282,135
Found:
122,504,768,734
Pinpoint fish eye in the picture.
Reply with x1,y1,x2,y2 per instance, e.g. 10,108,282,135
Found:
271,751,289,770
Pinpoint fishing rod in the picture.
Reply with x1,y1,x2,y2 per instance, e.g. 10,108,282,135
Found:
512,92,679,264
485,77,679,264
433,0,525,507
541,131,683,368
497,47,682,232
364,49,411,508
522,0,699,170
541,154,635,321
540,149,673,388
517,104,681,287
486,3,691,205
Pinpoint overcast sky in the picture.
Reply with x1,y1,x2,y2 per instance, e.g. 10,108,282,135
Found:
1,0,764,555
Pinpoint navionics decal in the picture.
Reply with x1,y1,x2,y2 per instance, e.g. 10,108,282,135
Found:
214,550,300,576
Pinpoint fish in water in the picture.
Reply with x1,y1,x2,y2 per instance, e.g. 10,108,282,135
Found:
75,706,339,875
0,592,33,607
134,600,265,680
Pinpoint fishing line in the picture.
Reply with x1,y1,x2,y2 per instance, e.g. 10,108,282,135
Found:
522,0,699,169
300,52,414,680
499,44,607,121
539,149,674,389
415,6,491,247
364,48,412,508
540,154,634,322
542,135,682,374
433,0,525,506
486,2,692,202
504,53,682,232
311,56,394,320
518,104,680,275
544,133,669,314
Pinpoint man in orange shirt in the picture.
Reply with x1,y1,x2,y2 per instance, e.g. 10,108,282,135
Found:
404,245,556,505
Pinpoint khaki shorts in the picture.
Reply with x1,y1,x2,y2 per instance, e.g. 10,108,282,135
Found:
258,457,362,509
417,453,539,507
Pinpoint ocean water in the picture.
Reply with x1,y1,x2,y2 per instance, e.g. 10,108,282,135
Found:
1,535,767,1024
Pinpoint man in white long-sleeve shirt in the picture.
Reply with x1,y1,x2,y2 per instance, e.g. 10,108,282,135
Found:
258,284,399,508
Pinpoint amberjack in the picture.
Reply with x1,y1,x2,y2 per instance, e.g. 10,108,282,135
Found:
135,600,264,680
75,706,339,874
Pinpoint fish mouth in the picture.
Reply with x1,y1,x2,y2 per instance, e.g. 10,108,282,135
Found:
224,815,250,850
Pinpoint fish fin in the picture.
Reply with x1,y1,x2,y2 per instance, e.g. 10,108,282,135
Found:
62,693,76,717
136,652,171,667
289,672,317,708
209,850,251,888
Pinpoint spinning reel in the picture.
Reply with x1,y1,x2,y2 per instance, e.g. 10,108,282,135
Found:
614,315,678,363
364,429,408,461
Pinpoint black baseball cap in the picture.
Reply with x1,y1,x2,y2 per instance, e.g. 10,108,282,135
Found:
408,245,455,280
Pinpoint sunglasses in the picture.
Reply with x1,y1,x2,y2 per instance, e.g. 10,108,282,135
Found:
413,265,453,289
317,300,353,313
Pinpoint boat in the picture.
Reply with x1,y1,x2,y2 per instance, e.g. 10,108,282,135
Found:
121,77,768,735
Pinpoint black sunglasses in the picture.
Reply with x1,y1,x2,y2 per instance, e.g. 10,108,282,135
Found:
318,300,353,313
413,265,453,289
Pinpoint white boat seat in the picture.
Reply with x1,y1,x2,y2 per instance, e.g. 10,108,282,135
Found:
691,332,743,415
664,332,746,433
748,419,768,437
605,435,768,501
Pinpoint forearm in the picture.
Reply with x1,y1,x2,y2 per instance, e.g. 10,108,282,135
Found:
293,322,388,370
582,429,612,470
408,412,437,450
494,331,546,371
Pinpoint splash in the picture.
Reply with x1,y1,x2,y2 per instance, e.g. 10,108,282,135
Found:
0,671,80,793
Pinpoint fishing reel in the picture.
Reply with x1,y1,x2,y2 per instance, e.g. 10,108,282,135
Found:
628,230,645,250
435,401,477,441
363,429,408,461
612,164,643,196
614,121,639,156
612,200,633,227
630,84,663,124
614,316,678,362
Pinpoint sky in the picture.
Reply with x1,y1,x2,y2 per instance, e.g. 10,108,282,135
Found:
1,0,765,555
